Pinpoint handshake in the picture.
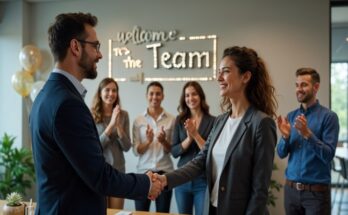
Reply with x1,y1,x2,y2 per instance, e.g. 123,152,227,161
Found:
146,171,168,200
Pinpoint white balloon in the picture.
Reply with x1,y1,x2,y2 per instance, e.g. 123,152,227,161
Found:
30,81,45,102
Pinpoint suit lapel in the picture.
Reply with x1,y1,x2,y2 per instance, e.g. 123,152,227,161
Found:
222,106,255,170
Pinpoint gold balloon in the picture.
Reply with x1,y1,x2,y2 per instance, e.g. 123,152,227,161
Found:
19,45,42,73
11,70,34,97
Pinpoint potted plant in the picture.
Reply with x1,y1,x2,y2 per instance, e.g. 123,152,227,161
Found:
0,133,35,199
2,192,25,215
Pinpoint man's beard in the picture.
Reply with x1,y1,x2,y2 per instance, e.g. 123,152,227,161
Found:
297,91,314,103
79,49,97,79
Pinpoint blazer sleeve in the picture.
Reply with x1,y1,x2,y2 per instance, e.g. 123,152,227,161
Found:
54,98,150,199
171,116,185,158
246,117,277,215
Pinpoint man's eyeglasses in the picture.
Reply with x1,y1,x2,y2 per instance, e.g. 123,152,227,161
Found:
77,39,101,52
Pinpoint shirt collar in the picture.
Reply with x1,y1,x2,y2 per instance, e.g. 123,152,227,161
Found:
52,68,87,98
300,100,320,113
143,109,167,120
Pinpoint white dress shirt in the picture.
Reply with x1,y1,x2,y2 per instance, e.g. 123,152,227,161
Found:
132,109,175,173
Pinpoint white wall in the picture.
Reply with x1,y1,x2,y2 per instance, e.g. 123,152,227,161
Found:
0,0,330,214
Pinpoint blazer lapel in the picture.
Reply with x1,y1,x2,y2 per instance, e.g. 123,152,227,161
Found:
222,106,255,170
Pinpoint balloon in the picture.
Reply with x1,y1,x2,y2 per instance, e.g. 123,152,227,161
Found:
11,70,34,97
19,45,42,73
30,81,45,102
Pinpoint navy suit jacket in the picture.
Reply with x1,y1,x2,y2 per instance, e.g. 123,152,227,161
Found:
29,73,150,215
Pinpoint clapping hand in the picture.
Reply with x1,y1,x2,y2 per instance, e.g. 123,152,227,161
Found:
184,118,197,138
294,114,312,139
157,126,166,144
114,105,121,123
277,115,291,139
146,124,154,143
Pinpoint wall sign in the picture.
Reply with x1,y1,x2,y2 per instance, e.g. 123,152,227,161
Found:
108,26,217,82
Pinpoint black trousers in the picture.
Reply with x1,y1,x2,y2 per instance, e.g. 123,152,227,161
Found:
209,204,217,215
284,184,331,215
135,189,172,213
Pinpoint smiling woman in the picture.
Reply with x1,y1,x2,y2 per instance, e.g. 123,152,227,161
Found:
90,77,132,209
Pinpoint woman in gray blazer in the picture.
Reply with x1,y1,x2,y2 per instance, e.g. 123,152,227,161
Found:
91,77,132,209
155,46,278,215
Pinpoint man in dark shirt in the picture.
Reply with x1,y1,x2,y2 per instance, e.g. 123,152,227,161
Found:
277,67,339,215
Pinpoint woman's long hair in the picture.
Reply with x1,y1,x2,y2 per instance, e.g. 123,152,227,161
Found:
220,46,278,118
91,77,120,123
177,81,210,123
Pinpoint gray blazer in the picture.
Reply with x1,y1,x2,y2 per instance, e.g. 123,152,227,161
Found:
165,106,276,215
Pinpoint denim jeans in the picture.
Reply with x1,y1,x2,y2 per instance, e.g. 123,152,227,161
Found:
174,176,207,215
135,189,172,213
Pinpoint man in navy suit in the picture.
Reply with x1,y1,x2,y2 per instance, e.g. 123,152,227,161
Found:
29,12,161,215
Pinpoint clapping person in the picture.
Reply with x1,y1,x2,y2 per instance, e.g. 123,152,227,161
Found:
171,81,215,215
132,81,175,212
154,46,278,215
91,77,131,209
277,68,339,215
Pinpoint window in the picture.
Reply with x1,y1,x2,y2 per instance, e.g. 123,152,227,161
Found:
331,62,348,141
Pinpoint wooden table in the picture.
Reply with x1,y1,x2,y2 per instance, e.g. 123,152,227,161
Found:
0,200,180,215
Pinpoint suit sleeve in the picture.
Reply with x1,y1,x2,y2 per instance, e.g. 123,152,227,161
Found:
54,99,150,199
246,117,277,215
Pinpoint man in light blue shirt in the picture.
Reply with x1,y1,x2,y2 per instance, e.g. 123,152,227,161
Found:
277,67,339,215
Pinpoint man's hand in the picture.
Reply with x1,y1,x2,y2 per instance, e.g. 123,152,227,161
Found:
277,115,291,139
146,124,154,143
294,114,312,139
157,126,166,144
146,171,163,200
153,173,167,189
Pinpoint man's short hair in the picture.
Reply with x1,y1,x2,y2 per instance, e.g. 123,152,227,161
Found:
48,12,98,62
296,67,320,84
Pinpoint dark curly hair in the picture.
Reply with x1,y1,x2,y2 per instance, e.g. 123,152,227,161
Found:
220,46,278,118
